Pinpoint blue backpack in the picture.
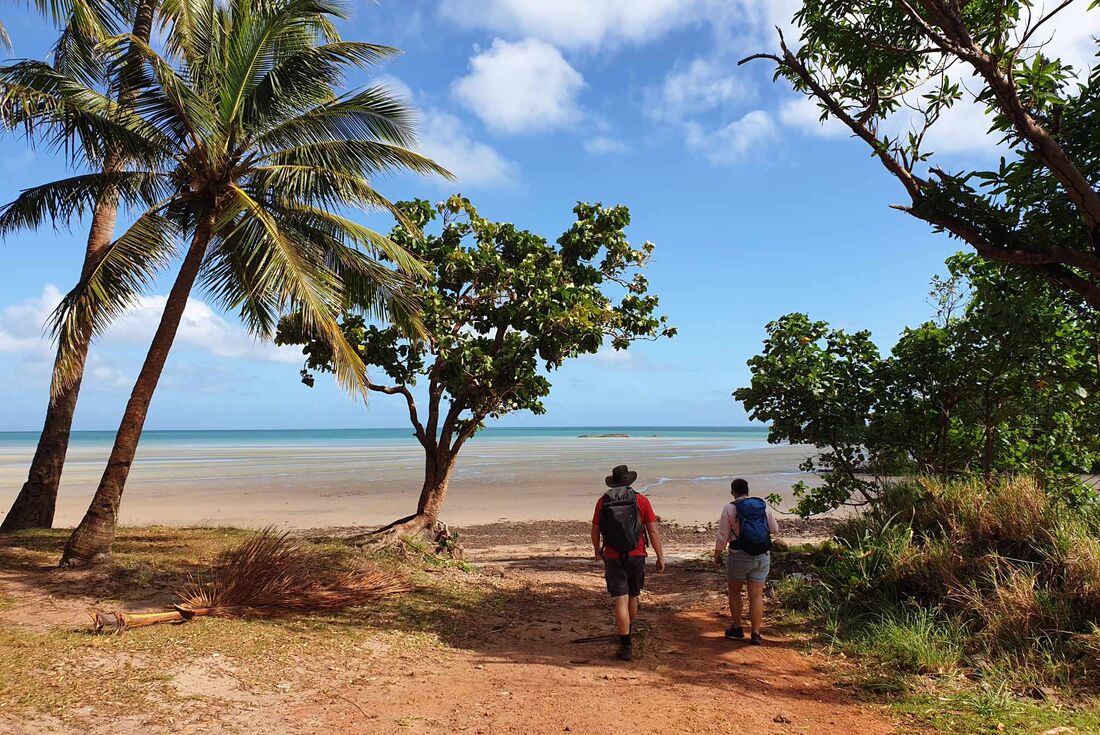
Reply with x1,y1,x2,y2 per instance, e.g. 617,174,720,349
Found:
731,497,772,556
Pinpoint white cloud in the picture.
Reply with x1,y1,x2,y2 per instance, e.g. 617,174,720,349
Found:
0,284,61,360
439,0,698,51
583,136,629,155
452,38,585,135
685,110,777,165
416,109,521,188
649,57,754,123
1024,1,1100,79
438,0,801,53
778,96,849,139
0,286,130,390
105,296,301,364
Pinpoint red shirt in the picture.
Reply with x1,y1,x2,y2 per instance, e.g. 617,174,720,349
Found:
593,491,657,558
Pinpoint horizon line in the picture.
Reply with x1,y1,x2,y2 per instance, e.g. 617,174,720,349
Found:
0,424,767,434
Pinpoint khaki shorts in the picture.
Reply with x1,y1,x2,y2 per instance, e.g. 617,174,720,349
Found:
726,549,770,583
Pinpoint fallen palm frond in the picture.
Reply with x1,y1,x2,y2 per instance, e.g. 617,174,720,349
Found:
91,527,414,634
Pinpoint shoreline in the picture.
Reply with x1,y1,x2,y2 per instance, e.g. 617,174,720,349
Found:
0,437,816,529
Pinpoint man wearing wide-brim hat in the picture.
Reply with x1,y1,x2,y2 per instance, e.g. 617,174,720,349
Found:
591,464,665,661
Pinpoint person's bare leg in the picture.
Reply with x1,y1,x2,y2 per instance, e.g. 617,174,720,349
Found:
613,595,631,635
628,595,639,628
727,581,744,628
747,580,765,635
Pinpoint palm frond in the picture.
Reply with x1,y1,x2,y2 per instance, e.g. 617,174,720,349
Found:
90,527,414,633
242,41,401,130
0,171,170,235
0,60,173,166
222,183,369,394
49,206,180,393
255,86,423,152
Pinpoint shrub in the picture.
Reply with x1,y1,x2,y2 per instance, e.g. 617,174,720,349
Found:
809,476,1100,691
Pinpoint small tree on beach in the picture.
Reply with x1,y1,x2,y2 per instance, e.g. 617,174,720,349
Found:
737,257,1100,516
277,196,675,542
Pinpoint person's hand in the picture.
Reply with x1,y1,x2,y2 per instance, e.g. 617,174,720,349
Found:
713,549,723,566
594,547,604,561
655,556,666,573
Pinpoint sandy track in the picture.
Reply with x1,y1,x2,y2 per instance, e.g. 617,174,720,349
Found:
0,532,892,735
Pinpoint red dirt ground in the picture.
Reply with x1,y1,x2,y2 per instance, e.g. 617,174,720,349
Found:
0,528,894,735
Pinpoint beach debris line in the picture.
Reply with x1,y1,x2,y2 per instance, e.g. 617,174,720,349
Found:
90,528,414,634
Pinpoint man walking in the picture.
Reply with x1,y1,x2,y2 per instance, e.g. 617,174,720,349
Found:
714,478,779,645
592,464,665,661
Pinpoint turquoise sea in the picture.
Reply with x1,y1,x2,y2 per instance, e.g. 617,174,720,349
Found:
0,426,770,450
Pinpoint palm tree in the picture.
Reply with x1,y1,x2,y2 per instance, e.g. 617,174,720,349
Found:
0,0,159,531
16,0,445,565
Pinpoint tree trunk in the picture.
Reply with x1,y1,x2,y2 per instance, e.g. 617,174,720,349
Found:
357,449,457,546
59,216,212,566
1,0,159,532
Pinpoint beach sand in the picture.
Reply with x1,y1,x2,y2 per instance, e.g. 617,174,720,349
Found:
0,436,816,529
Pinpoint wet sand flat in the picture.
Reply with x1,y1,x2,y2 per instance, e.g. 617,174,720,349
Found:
0,436,815,529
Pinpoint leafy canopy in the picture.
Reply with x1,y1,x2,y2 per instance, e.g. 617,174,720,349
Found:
744,1,1100,308
736,255,1100,516
278,195,676,453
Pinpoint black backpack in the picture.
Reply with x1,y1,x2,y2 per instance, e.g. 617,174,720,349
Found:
731,497,772,556
598,486,641,555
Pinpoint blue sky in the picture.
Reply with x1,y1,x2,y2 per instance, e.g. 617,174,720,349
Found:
0,1,1096,431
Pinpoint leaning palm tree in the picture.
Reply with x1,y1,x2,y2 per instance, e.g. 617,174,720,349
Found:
0,0,159,532
36,0,447,565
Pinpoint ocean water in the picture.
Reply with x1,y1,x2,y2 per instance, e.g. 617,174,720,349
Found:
0,426,770,451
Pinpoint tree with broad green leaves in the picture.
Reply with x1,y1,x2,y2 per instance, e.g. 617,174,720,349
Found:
733,312,883,515
736,254,1100,517
276,195,676,542
741,0,1100,308
0,0,449,564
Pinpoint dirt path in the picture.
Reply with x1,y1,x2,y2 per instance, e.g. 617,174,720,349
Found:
289,541,893,735
0,531,894,735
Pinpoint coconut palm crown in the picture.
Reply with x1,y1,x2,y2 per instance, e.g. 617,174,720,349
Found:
1,0,446,394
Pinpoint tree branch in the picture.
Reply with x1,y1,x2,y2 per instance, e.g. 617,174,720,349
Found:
368,382,429,446
913,0,1100,233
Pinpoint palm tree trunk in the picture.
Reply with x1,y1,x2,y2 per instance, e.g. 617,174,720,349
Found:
60,214,213,567
1,0,159,532
1,208,117,531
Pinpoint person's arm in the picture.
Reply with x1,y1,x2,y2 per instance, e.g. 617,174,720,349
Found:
714,504,732,564
646,521,665,573
767,506,779,535
591,522,603,560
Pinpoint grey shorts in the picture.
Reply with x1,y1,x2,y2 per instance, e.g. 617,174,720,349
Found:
604,556,646,597
726,549,770,583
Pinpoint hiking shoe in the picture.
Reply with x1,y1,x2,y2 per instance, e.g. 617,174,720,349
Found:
724,625,745,640
615,644,634,661
750,632,763,645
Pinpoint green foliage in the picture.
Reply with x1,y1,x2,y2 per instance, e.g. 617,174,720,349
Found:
278,195,674,456
811,477,1100,691
737,255,1100,515
853,608,964,676
749,1,1100,309
733,312,881,513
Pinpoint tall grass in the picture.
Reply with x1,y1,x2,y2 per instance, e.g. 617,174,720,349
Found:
804,477,1100,692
